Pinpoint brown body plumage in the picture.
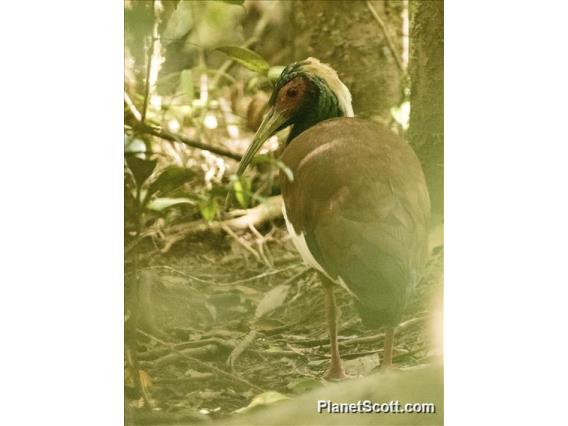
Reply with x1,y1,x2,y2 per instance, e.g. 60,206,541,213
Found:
281,117,430,328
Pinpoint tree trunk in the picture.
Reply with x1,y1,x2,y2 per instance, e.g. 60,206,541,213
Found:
292,0,404,121
408,0,444,215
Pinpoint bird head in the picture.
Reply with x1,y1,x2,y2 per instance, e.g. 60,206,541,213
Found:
237,57,354,176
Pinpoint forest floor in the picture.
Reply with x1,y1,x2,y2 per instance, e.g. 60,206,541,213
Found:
125,222,443,425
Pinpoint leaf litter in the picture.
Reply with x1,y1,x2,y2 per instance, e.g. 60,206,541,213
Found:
125,226,443,423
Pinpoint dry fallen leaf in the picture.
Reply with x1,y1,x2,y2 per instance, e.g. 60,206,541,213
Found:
254,284,290,319
234,391,290,414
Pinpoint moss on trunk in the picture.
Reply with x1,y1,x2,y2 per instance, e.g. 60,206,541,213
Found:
408,0,444,214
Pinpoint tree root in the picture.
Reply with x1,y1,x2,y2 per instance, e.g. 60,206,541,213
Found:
140,344,221,369
137,329,265,393
145,195,284,253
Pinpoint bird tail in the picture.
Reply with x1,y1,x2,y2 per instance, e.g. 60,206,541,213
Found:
356,300,403,329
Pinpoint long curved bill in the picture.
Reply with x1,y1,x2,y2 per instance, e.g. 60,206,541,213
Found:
236,108,287,176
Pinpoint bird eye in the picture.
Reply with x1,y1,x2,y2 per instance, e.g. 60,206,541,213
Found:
286,88,298,98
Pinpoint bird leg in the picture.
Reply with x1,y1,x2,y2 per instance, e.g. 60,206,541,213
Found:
381,326,395,369
322,283,347,380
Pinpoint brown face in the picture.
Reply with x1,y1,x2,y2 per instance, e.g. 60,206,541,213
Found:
274,77,310,117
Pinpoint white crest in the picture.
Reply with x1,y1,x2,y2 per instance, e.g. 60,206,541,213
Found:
300,57,354,117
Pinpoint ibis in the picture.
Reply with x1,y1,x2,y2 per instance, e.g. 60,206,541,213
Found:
237,58,430,379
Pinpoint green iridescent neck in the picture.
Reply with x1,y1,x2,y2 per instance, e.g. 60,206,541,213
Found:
286,76,346,143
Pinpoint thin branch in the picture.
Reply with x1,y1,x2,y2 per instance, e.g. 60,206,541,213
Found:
291,316,425,348
124,91,142,121
218,263,303,286
401,0,410,69
137,329,265,393
222,223,262,263
143,195,284,253
154,374,213,384
366,0,405,74
140,264,219,285
141,0,159,124
226,330,258,369
142,344,220,369
138,337,234,361
132,122,242,161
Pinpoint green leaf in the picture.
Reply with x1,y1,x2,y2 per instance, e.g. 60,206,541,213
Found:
251,155,294,182
249,154,273,165
126,156,157,188
220,0,245,4
199,198,219,222
267,65,285,84
232,176,252,208
215,46,270,75
146,197,194,212
146,166,195,200
180,69,194,103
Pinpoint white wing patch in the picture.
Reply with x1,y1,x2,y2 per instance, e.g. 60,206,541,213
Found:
301,57,354,117
282,203,355,297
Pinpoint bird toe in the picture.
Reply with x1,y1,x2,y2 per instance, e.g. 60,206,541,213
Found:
323,366,349,381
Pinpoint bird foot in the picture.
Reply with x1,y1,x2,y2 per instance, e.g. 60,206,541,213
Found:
323,365,348,381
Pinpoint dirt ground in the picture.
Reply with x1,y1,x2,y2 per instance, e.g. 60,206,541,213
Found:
125,223,443,425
